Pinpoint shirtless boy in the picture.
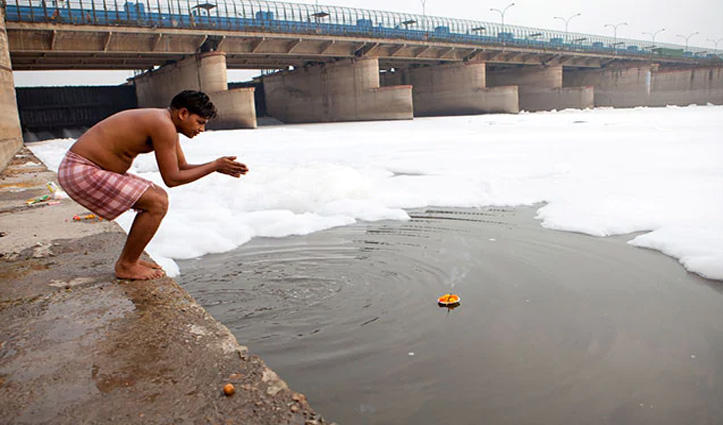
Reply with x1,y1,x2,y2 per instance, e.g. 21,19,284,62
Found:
58,90,248,280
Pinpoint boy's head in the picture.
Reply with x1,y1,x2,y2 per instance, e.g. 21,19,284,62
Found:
170,90,218,120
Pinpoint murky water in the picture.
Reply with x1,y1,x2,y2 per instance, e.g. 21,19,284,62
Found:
178,206,723,425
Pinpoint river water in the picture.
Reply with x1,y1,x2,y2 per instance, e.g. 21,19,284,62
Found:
177,206,723,425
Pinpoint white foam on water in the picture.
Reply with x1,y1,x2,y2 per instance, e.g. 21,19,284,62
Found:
29,105,723,280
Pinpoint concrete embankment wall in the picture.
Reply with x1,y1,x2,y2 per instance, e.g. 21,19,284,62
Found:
0,2,23,171
263,58,413,123
380,62,519,115
133,52,257,129
487,65,593,111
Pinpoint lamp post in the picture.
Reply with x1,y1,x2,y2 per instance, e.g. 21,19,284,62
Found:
642,28,665,56
420,0,427,30
490,2,515,34
676,31,699,51
554,13,581,43
604,22,627,53
706,37,723,56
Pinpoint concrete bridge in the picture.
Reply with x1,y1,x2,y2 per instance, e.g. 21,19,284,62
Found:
2,0,723,169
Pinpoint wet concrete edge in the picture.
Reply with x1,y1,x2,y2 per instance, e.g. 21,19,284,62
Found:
0,147,332,425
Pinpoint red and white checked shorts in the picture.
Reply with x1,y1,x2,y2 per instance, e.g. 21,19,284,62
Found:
58,151,152,220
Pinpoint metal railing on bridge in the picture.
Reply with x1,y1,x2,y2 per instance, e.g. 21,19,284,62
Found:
3,0,718,61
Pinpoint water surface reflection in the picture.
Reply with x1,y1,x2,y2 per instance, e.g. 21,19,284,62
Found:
178,207,723,425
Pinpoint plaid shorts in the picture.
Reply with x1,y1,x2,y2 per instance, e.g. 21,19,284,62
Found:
58,151,152,220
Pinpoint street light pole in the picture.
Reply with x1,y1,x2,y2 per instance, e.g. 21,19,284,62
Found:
604,22,628,53
420,0,427,30
490,2,515,34
642,28,665,56
676,31,699,51
554,13,581,43
706,37,723,56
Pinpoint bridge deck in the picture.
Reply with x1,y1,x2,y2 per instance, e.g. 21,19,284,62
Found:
3,0,718,71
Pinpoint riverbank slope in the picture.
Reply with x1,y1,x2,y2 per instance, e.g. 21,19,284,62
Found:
0,147,330,425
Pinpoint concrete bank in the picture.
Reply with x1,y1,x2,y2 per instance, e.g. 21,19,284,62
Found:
0,148,331,425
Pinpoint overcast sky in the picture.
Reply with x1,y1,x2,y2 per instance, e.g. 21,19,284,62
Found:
12,0,723,87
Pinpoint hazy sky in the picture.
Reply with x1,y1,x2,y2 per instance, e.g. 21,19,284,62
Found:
11,0,723,87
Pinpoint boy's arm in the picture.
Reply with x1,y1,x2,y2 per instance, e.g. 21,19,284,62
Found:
151,121,241,187
153,123,245,187
174,137,248,176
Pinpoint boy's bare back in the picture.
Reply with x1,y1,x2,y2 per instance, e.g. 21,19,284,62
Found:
71,108,176,174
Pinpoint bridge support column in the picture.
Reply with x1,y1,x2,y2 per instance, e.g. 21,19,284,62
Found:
563,66,652,107
564,66,723,107
487,65,593,112
649,67,723,106
380,62,518,116
0,3,23,171
263,58,413,123
132,52,256,129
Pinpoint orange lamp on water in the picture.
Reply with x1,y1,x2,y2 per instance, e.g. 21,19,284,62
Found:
437,293,460,307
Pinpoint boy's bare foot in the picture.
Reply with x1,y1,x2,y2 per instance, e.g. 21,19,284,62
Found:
140,259,163,270
116,261,166,280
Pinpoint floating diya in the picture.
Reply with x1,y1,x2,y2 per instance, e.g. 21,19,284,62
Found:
437,293,460,307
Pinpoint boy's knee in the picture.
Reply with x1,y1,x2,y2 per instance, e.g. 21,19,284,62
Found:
148,187,169,216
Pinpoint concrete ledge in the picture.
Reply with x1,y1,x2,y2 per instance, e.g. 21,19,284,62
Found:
0,148,332,424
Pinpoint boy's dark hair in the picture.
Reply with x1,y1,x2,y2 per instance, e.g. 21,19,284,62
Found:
170,90,218,120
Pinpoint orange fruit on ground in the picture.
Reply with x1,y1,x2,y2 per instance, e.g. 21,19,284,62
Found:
223,383,235,396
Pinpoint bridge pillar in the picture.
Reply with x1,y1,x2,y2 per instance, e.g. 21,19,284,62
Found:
263,58,413,123
132,52,256,129
487,65,593,112
564,65,723,107
563,66,653,107
649,66,723,106
0,3,23,171
380,62,518,116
